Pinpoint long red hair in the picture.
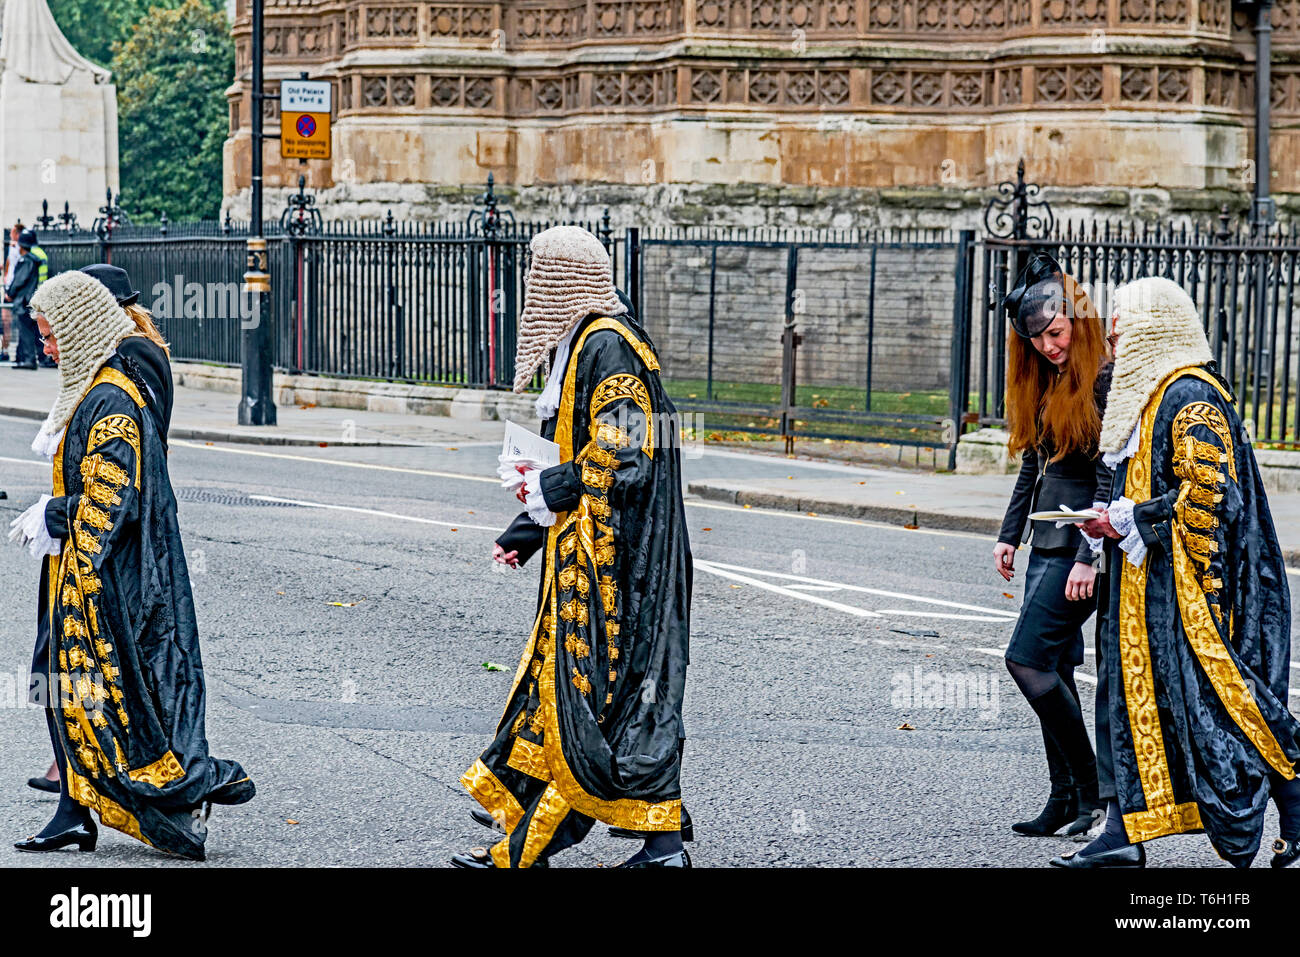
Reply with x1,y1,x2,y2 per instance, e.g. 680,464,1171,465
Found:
1006,273,1107,460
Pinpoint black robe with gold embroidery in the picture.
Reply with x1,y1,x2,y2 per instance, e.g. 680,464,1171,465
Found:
463,313,692,867
1102,365,1300,860
40,355,249,860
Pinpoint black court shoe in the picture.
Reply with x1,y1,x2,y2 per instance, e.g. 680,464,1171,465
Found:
471,807,508,832
617,849,691,868
27,776,59,794
1272,837,1300,868
14,822,97,853
1049,843,1145,869
609,807,695,843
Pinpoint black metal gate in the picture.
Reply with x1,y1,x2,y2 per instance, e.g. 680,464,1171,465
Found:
973,165,1300,449
631,226,976,465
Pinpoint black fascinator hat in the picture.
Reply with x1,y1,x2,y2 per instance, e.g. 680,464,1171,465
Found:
1002,250,1066,339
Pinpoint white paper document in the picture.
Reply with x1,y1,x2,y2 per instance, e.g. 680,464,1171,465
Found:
501,420,560,470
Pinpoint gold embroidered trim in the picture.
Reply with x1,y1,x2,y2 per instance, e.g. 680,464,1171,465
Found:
460,758,526,832
507,736,551,782
87,414,142,490
127,750,187,788
591,373,655,458
1118,368,1192,842
1171,527,1295,780
1123,801,1203,844
519,783,570,868
65,766,151,846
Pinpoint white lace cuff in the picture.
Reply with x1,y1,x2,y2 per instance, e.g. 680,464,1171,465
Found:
1079,529,1104,555
1119,527,1148,567
497,455,527,492
523,469,557,527
6,494,60,558
1107,497,1136,538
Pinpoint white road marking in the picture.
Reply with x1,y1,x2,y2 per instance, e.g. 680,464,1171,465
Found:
248,495,501,532
170,438,1007,542
971,647,1099,685
172,440,501,484
697,559,1019,619
694,559,883,618
876,609,1023,622
685,500,993,541
1289,568,1300,578
0,455,47,468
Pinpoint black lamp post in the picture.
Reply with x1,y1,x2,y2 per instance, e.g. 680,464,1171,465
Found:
1249,0,1277,228
239,0,276,426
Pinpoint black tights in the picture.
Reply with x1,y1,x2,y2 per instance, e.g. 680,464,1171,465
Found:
1007,658,1076,701
39,710,92,838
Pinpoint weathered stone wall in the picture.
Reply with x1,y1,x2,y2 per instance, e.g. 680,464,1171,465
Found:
223,0,1300,229
639,241,959,395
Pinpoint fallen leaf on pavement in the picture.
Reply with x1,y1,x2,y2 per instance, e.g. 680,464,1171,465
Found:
287,819,299,825
1002,592,1014,599
482,662,506,672
328,600,363,607
897,722,915,731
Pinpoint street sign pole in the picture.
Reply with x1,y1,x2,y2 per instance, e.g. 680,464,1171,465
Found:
240,0,276,426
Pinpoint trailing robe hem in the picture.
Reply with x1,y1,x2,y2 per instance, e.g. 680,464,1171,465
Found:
1102,364,1299,860
41,359,249,860
462,314,692,867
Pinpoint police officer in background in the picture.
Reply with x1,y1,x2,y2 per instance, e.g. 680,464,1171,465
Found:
5,228,49,369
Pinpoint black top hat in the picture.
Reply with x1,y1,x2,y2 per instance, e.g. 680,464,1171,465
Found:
17,228,37,248
1001,250,1066,339
80,263,140,307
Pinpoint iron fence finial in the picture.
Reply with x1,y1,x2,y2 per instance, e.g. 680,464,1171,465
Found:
984,159,1053,240
467,172,514,237
280,173,322,237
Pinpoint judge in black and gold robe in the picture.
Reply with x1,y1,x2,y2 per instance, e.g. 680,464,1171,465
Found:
12,271,252,860
1052,275,1300,869
455,226,692,869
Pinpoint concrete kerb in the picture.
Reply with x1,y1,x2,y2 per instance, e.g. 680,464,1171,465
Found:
687,481,1300,568
172,363,541,423
686,481,1004,536
0,404,420,448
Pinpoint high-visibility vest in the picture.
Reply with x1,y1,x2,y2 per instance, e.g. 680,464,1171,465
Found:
30,245,48,285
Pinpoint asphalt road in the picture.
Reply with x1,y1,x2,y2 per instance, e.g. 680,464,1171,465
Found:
2,413,1298,868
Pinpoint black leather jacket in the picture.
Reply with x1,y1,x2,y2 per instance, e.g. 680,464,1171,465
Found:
998,362,1114,564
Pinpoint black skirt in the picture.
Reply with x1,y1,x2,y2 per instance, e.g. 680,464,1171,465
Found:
1004,547,1094,671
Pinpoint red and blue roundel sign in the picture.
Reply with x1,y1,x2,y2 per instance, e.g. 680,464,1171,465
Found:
296,114,317,138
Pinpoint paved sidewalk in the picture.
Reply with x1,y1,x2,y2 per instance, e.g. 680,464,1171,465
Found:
2,363,1297,563
0,365,503,447
689,464,1300,566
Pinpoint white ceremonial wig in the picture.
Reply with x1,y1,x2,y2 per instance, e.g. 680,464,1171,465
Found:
512,225,625,394
1098,276,1213,454
28,270,136,457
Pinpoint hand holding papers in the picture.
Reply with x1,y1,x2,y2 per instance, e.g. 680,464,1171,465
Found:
1028,504,1102,529
498,421,561,493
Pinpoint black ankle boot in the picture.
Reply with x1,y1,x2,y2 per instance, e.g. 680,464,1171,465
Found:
1014,728,1076,836
1066,777,1106,837
1012,792,1077,836
1026,682,1100,831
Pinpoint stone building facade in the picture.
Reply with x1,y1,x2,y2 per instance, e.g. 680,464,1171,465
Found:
222,0,1300,228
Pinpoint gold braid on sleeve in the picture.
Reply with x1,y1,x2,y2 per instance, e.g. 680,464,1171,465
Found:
1171,402,1235,611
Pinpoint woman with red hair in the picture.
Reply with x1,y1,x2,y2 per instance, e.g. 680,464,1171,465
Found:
994,251,1114,841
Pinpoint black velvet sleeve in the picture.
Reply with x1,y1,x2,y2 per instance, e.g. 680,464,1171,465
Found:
496,512,547,566
998,445,1039,546
538,461,585,513
1134,487,1180,557
43,494,80,539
